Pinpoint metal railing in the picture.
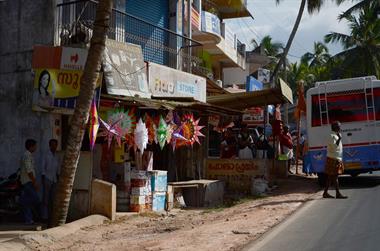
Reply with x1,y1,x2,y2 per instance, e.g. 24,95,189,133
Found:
56,0,202,72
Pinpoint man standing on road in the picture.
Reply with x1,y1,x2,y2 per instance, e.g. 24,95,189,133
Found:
280,125,294,174
323,121,347,199
19,139,40,224
41,139,60,223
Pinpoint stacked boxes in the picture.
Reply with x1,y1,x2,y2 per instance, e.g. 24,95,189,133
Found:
129,170,152,212
150,170,167,212
116,162,131,212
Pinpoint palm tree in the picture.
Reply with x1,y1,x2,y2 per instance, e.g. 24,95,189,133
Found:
51,0,113,227
335,0,377,19
324,3,380,78
301,41,331,67
271,0,335,82
257,35,284,71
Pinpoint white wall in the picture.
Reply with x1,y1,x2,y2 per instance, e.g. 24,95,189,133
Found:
222,65,250,87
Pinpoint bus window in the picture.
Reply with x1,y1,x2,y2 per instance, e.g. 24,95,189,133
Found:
311,95,321,127
327,91,367,123
374,88,380,120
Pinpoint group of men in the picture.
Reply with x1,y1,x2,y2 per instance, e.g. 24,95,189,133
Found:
19,138,60,225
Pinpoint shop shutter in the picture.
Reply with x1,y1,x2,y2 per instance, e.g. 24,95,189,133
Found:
126,0,169,65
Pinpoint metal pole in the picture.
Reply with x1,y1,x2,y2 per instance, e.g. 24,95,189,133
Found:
187,0,192,73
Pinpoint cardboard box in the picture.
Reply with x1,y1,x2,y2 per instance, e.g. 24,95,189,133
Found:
131,170,149,180
130,195,146,205
150,170,167,192
152,192,166,212
131,187,150,196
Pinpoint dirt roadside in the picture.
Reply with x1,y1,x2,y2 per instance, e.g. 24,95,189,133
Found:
26,175,321,251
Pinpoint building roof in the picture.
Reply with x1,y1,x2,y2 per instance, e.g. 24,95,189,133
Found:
206,86,293,111
100,94,242,116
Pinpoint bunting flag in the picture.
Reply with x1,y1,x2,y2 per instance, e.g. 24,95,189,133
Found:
88,99,100,150
294,82,306,120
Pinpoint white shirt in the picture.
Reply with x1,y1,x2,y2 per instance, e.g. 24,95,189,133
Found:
42,151,60,183
327,133,343,161
20,151,36,185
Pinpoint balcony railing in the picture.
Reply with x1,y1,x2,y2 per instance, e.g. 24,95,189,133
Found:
56,0,202,73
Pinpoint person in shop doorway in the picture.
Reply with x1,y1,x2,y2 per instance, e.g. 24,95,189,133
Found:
323,121,347,199
255,127,268,159
19,139,41,224
238,125,253,159
220,128,237,159
279,125,294,174
41,139,60,224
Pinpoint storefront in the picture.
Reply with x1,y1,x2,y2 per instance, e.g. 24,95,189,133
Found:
31,40,242,215
205,83,294,192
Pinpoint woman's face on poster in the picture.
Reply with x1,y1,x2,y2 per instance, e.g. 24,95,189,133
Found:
40,73,49,89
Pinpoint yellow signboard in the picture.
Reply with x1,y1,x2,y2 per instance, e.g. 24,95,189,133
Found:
32,69,102,112
206,159,266,192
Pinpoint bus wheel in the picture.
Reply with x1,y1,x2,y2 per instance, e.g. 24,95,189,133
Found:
317,173,326,187
350,173,359,178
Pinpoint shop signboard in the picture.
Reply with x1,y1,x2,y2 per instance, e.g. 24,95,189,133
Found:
257,68,270,84
242,107,264,126
60,47,88,71
206,159,266,192
201,11,221,36
32,69,102,113
246,76,263,92
148,62,206,102
103,39,151,98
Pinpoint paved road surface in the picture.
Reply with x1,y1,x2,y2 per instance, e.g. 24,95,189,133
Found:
244,173,380,251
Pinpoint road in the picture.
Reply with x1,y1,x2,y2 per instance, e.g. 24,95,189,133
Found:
244,173,380,251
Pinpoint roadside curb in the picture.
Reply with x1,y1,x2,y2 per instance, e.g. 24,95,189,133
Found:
0,214,108,251
241,192,321,251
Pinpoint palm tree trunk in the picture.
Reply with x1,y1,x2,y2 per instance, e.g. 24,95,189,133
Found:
51,0,113,227
271,0,306,83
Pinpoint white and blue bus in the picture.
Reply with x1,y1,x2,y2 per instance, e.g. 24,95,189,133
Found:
306,76,380,183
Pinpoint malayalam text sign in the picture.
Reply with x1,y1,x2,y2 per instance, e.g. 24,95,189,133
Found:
206,159,266,192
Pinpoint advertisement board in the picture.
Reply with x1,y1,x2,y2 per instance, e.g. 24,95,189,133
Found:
206,159,266,192
148,62,206,102
103,39,151,98
201,11,221,36
242,107,264,126
32,69,101,112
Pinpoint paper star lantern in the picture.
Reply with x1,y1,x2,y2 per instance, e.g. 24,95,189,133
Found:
145,113,156,144
98,117,125,148
157,116,168,150
134,118,148,154
107,108,136,135
182,113,205,146
88,99,99,151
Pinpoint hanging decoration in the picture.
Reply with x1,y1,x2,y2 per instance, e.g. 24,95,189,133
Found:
145,113,156,144
134,118,148,154
107,108,136,135
98,117,125,148
88,99,100,151
182,113,205,146
157,116,168,150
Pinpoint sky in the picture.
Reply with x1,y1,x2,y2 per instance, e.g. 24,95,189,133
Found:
226,0,354,62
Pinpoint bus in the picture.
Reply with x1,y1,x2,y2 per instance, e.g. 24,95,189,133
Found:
306,76,380,184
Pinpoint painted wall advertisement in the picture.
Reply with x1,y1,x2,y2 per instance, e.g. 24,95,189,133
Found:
206,159,266,192
242,107,264,126
148,62,206,102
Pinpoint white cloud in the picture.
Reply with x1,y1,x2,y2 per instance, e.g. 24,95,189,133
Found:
227,0,354,61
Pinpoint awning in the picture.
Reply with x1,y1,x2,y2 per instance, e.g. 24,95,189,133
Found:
206,86,293,111
100,94,242,116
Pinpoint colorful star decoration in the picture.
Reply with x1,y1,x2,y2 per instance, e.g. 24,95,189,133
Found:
134,118,148,154
98,117,125,148
182,113,205,146
157,116,168,150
